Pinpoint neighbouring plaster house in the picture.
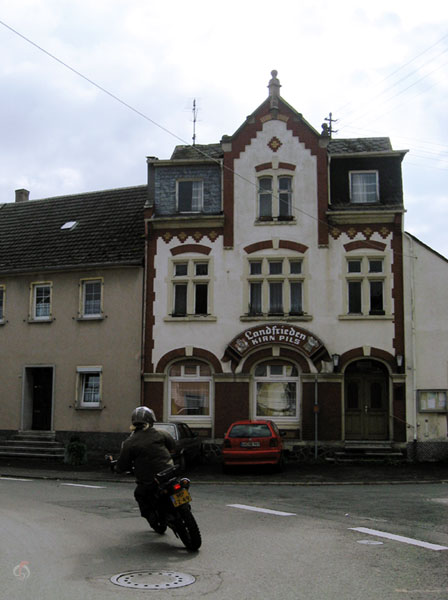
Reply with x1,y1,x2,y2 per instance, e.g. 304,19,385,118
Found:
403,234,448,461
142,71,448,461
0,186,147,455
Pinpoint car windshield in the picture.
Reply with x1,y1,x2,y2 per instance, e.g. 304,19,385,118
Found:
154,423,177,439
228,424,272,438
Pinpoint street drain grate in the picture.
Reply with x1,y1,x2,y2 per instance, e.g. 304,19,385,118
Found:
110,571,195,590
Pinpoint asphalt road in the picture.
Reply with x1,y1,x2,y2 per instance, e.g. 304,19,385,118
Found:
1,476,448,599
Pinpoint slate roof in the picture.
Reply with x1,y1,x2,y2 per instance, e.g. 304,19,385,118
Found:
0,185,147,275
170,144,223,160
328,138,392,154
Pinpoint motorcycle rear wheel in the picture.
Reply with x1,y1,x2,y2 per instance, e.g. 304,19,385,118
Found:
175,506,202,551
146,513,167,534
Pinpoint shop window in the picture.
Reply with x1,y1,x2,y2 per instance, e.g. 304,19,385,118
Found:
76,367,102,408
171,259,210,317
177,180,203,213
30,282,52,321
257,175,293,221
247,257,304,317
168,361,212,419
346,256,386,316
350,171,379,203
254,361,299,420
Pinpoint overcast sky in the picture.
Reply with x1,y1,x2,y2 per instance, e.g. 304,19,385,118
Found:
1,1,447,256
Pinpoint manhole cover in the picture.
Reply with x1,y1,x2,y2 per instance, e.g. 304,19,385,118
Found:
110,571,195,590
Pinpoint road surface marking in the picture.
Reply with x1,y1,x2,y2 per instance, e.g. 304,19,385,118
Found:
0,476,33,482
61,483,105,489
349,527,448,551
228,503,296,516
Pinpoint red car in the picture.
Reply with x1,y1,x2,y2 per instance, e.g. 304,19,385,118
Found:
222,420,285,472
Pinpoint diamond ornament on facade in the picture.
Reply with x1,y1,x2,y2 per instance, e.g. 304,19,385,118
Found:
268,137,282,152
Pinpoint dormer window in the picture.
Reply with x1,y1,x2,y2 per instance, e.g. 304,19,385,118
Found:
350,171,379,203
177,180,203,213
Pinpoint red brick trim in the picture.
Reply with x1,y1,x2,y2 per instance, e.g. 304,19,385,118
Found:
339,347,395,371
156,347,223,373
143,229,157,375
239,348,312,374
255,162,272,172
244,240,273,254
255,162,296,172
278,162,296,171
330,224,391,241
279,240,308,253
171,244,211,256
159,229,222,244
344,240,387,252
391,216,405,356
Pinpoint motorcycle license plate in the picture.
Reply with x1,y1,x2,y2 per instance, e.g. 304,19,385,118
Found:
170,488,192,507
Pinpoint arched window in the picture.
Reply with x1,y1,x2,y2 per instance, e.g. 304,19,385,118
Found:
254,361,299,420
168,360,212,419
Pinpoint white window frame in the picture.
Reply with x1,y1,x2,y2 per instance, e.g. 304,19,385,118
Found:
253,361,300,425
79,278,103,318
30,282,52,321
345,256,387,316
257,174,294,220
349,171,379,204
176,179,203,213
246,257,304,317
169,259,212,318
167,360,213,423
76,366,102,408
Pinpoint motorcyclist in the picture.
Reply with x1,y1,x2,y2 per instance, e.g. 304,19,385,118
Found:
114,406,176,520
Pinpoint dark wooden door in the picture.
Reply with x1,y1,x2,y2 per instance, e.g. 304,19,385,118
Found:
345,363,388,440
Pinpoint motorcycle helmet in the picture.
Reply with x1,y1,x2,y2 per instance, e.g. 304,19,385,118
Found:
131,406,156,426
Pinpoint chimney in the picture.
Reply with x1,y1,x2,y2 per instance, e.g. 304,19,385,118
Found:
15,189,30,203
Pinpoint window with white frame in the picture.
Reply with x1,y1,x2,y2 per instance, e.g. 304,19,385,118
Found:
257,175,293,220
177,180,203,213
168,360,212,418
171,259,210,317
77,367,102,407
346,256,386,315
80,278,103,317
254,361,299,420
247,257,304,316
31,282,52,320
350,171,379,203
0,285,4,322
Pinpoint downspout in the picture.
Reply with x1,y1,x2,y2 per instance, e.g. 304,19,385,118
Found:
409,235,418,443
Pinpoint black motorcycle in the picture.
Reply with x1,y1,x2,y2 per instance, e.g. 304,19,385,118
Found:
107,458,201,551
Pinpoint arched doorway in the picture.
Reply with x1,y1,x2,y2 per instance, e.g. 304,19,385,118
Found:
344,360,389,440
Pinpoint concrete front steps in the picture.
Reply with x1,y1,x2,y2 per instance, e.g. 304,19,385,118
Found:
329,441,405,463
0,431,65,460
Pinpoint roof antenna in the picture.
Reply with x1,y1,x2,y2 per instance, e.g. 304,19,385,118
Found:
324,112,338,138
192,98,198,146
